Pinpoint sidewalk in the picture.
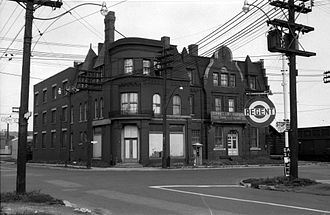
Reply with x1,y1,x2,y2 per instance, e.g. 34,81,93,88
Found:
2,159,329,171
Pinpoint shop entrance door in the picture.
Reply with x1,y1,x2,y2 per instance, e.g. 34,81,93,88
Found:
124,138,138,162
227,131,238,156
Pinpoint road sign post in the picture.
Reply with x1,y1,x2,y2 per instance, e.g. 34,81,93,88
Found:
283,147,291,177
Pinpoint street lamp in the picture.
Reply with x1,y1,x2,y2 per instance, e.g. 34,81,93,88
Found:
242,0,271,21
162,85,183,168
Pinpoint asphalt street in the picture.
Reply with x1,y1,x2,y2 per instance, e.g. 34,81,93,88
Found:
1,162,329,215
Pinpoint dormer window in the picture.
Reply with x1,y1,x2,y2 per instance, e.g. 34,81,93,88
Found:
249,76,257,90
229,74,236,87
220,73,228,87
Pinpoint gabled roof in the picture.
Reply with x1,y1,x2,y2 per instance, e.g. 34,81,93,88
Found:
94,44,105,68
80,46,97,71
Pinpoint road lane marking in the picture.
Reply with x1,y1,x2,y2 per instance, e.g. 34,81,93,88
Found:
150,185,242,188
86,189,237,215
150,185,330,214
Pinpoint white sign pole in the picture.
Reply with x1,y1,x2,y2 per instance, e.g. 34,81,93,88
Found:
282,54,290,177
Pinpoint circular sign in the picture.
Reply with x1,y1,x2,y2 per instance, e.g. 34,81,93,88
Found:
244,97,276,127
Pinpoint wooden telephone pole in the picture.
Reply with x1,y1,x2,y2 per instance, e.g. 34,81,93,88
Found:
8,0,63,194
267,0,315,179
76,69,103,169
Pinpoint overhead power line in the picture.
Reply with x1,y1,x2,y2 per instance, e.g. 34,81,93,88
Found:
0,37,94,49
0,71,44,80
201,3,282,56
0,47,86,59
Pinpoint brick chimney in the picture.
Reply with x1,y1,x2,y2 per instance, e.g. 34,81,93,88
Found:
98,43,103,55
188,44,198,56
104,11,115,45
161,36,170,49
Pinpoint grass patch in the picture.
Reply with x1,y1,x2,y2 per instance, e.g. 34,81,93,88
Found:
243,176,318,189
0,191,64,205
3,211,54,215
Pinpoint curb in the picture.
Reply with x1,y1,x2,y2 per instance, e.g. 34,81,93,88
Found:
239,179,252,188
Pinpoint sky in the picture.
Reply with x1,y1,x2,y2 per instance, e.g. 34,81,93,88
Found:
1,0,330,133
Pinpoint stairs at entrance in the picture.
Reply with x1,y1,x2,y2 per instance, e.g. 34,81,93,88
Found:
115,163,143,168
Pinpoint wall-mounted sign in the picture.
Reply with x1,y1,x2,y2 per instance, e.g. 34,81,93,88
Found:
244,97,276,127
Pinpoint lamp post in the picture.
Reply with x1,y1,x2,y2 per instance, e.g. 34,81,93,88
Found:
242,0,271,21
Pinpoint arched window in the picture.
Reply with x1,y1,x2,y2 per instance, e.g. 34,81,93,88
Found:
173,95,181,115
99,98,104,118
152,94,161,115
94,99,98,119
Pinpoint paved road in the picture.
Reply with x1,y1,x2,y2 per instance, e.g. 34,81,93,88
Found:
1,162,329,215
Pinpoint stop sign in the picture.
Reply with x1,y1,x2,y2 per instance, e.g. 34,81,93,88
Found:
244,97,276,127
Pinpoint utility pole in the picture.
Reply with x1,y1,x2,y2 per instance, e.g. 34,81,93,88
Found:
76,69,102,169
267,0,315,179
8,0,62,194
158,37,173,168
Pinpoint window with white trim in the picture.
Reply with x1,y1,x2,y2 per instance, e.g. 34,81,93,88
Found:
51,85,57,100
51,109,56,123
228,98,235,112
61,129,67,148
215,97,221,112
100,98,104,118
250,128,260,149
121,93,138,114
124,59,133,74
94,99,99,119
214,126,224,150
220,73,228,87
173,95,181,115
34,92,39,106
152,94,161,115
62,106,68,122
42,89,47,103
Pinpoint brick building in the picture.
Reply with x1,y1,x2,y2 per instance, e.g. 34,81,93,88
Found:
33,11,271,166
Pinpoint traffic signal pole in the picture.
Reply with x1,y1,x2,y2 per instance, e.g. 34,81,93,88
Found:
9,0,63,194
